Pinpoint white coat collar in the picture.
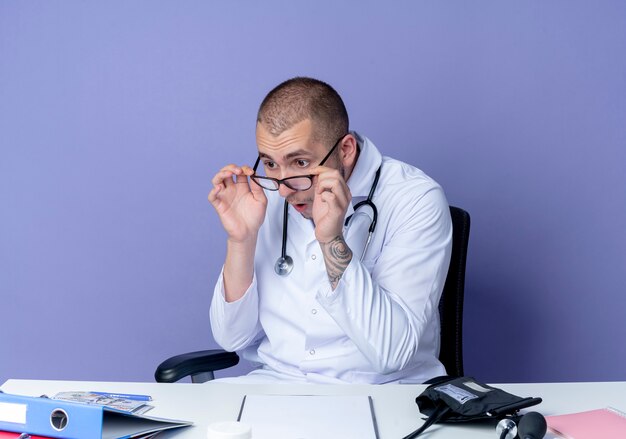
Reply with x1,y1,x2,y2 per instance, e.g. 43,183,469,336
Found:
346,131,383,198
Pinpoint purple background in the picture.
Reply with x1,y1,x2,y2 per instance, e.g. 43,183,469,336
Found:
1,1,625,384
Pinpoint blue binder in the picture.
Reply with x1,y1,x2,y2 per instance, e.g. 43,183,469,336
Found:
0,392,192,439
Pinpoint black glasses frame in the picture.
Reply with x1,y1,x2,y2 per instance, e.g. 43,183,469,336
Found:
251,135,346,191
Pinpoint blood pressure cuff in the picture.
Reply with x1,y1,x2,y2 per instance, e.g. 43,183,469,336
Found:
403,376,542,438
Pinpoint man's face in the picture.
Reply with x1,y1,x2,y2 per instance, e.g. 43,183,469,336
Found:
255,119,342,219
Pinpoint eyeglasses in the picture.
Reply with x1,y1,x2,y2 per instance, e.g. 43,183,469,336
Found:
251,135,345,191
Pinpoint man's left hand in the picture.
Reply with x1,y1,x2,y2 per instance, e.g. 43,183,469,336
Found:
310,166,352,243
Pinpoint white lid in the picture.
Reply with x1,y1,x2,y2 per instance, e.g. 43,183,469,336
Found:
207,421,252,439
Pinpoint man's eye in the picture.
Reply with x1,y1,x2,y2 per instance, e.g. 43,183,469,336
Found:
296,159,309,168
264,161,277,169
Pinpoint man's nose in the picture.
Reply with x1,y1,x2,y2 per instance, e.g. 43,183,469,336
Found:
278,183,296,198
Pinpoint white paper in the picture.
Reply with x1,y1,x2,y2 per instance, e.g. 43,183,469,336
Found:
53,391,152,414
0,401,27,424
238,394,378,439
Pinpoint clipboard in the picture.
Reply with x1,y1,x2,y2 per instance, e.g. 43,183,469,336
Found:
0,392,192,439
237,394,379,439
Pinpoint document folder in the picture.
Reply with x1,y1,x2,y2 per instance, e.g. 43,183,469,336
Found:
0,392,192,439
0,432,53,439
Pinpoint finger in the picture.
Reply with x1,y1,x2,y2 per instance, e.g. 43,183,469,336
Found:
315,174,345,193
317,188,349,211
234,165,257,182
244,165,268,200
315,192,342,223
248,172,263,193
314,193,346,223
319,190,336,204
208,184,222,205
319,190,350,209
249,177,267,203
220,163,245,174
235,173,249,184
320,192,351,224
316,180,351,211
214,164,245,183
308,165,334,176
314,168,344,187
233,173,255,196
212,169,239,187
315,175,350,202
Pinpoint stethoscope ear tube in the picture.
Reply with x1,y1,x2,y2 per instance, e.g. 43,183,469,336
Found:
350,199,378,260
344,166,381,233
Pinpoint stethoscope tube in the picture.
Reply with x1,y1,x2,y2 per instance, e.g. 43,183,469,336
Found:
274,200,294,276
274,165,382,276
346,166,381,260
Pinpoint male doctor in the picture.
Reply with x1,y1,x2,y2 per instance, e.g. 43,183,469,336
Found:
209,77,452,384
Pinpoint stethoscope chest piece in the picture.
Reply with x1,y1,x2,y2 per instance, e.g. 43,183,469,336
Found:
274,255,294,276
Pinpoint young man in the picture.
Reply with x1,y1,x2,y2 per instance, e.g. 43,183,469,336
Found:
209,77,452,383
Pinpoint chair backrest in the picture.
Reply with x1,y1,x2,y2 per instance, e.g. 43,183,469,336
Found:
438,206,471,377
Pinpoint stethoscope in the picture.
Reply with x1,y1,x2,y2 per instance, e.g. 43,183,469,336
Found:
274,165,382,276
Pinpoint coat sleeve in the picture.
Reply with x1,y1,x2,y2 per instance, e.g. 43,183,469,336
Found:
315,185,452,375
209,268,263,351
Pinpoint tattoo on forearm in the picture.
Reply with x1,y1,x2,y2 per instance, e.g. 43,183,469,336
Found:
320,235,353,289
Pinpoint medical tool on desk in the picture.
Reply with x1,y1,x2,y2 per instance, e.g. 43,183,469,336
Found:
496,412,547,439
404,376,543,439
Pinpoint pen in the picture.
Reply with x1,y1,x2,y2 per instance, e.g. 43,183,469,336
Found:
90,391,153,401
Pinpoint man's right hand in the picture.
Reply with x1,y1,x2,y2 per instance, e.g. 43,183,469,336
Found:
208,164,267,244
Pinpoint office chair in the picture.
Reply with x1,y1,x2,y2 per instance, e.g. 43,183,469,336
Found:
155,206,470,383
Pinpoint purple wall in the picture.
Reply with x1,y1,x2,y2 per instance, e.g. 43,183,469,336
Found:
1,1,625,384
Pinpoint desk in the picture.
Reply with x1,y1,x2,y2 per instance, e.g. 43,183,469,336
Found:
2,379,625,438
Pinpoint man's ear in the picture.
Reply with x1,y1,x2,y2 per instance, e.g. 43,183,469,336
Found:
340,134,359,168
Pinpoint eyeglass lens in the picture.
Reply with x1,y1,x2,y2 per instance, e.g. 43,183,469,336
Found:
254,176,312,191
